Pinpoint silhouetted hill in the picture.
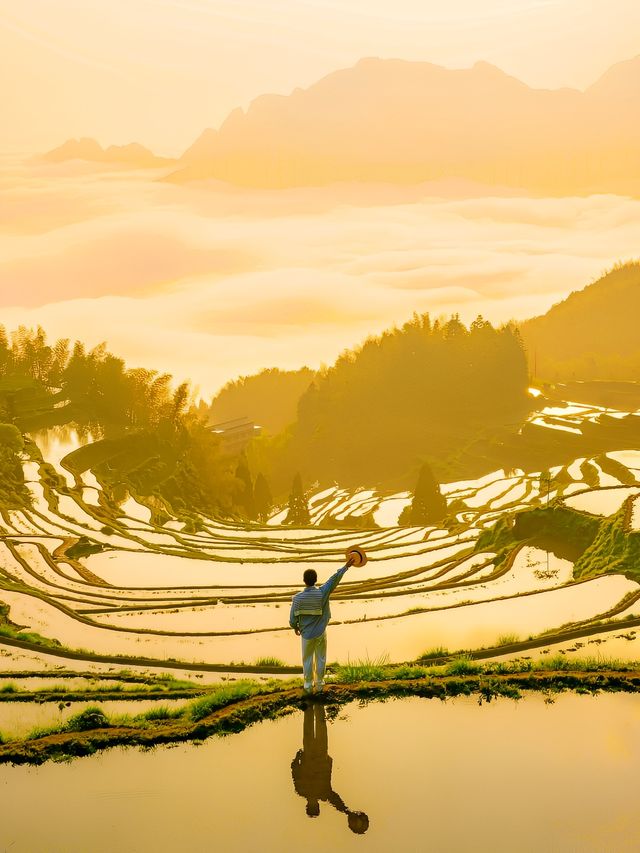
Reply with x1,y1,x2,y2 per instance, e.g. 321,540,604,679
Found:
520,261,640,380
209,367,314,434
261,314,530,490
42,138,175,168
169,56,640,194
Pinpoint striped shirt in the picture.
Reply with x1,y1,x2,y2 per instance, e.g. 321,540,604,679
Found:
289,566,349,640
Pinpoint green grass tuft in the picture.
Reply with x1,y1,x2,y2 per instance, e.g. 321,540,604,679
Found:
254,656,285,667
333,655,390,683
139,705,183,722
533,654,631,673
496,633,520,647
26,725,63,741
390,664,431,680
417,646,449,662
188,682,263,722
444,656,482,676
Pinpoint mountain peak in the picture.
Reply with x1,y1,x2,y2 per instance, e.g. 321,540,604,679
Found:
42,137,174,168
167,55,640,194
587,54,640,97
472,60,505,74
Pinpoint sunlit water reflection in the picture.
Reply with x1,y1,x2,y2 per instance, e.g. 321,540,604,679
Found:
1,694,640,852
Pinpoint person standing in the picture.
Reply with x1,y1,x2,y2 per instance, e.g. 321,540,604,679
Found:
289,558,352,693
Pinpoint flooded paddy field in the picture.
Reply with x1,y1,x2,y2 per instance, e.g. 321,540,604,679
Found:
0,411,640,851
2,693,640,852
0,697,190,739
0,416,639,676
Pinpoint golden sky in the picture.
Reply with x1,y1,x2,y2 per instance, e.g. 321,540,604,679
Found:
2,0,639,154
2,1,639,397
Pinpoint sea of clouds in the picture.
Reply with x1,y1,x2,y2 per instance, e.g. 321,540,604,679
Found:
1,154,639,398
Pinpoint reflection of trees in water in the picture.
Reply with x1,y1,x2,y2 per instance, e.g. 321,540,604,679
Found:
30,425,94,455
526,550,558,581
291,702,369,835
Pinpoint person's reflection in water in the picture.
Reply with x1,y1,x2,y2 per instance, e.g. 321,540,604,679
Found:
291,702,369,834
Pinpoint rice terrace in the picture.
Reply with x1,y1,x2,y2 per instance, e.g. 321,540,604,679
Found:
2,346,640,849
3,2,640,851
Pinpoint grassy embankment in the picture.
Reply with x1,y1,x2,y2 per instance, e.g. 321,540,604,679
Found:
477,498,640,581
2,656,640,764
0,671,205,704
0,602,59,649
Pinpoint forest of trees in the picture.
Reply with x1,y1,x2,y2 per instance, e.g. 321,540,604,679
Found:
0,326,247,518
264,313,530,489
208,367,314,434
7,282,639,523
0,314,533,518
0,325,190,435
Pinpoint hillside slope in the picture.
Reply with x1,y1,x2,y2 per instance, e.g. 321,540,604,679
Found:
209,368,314,435
520,262,640,381
261,314,530,489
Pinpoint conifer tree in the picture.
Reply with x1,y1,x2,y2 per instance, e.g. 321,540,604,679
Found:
254,472,273,523
285,472,310,525
234,453,255,519
401,462,447,525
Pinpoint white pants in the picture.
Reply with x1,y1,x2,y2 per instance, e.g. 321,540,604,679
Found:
301,632,327,690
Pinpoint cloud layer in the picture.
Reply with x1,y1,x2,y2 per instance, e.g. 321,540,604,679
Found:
2,156,639,397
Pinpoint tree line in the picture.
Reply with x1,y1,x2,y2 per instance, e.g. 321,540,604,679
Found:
0,325,189,434
261,313,529,490
0,314,529,524
0,326,254,519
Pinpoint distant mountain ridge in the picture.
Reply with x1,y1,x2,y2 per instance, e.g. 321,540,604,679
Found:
42,138,175,168
169,55,640,194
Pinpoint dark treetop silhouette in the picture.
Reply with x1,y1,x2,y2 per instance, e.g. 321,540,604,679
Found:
258,312,529,490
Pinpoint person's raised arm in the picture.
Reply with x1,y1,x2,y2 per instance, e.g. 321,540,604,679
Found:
319,558,353,605
327,790,349,814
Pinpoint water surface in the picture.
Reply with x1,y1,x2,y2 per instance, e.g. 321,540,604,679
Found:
1,694,640,852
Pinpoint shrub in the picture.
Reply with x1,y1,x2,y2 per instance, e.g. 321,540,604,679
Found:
66,706,110,732
66,538,103,559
